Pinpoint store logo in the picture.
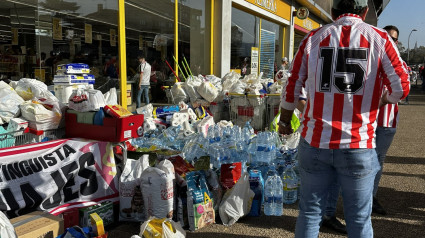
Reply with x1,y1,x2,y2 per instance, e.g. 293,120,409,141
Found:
303,19,313,30
255,0,277,12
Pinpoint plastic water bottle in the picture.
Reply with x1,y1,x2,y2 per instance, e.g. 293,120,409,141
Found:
282,164,298,204
255,132,276,164
264,175,275,216
273,175,283,216
183,134,207,162
264,163,277,182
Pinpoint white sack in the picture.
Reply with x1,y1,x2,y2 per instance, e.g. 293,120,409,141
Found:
20,99,62,130
136,103,153,118
119,155,150,221
0,81,24,123
141,160,175,219
68,89,106,112
104,87,118,105
0,211,17,238
197,82,218,103
15,78,57,101
171,82,188,103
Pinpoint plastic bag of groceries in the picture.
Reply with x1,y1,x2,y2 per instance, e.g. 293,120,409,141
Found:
0,81,24,123
0,211,17,238
104,87,118,105
197,81,218,103
184,76,202,102
140,160,175,219
15,78,57,101
20,98,62,130
139,217,185,238
219,172,254,226
120,154,150,222
171,82,189,103
69,89,106,112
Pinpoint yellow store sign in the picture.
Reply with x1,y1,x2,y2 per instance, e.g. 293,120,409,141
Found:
294,16,320,32
245,0,291,21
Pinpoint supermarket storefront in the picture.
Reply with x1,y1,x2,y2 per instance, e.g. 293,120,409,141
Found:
293,11,321,56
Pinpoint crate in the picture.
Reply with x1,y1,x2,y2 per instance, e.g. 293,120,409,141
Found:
228,93,266,131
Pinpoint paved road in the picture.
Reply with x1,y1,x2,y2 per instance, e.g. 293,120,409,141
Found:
109,86,425,238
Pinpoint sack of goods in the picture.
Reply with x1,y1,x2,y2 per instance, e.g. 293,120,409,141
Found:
20,98,62,130
68,89,106,112
140,160,175,219
0,81,24,124
119,155,150,222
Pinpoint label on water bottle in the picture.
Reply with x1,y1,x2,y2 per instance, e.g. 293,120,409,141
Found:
283,184,297,191
274,196,283,203
265,195,273,203
257,146,266,152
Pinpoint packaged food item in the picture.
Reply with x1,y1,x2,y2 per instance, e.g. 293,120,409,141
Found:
57,63,90,74
104,105,133,118
220,162,242,190
139,217,185,238
186,171,215,231
90,213,105,237
80,201,114,227
53,74,95,85
248,170,264,217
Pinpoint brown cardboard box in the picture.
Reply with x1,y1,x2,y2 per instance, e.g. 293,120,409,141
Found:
10,211,64,238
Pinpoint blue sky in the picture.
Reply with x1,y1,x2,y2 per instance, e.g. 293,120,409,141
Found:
377,0,425,49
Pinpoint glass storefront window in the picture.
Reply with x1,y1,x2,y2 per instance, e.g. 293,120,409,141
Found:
231,7,259,77
178,0,211,76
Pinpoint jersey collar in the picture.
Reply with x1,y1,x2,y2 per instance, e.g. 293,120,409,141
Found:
335,13,362,21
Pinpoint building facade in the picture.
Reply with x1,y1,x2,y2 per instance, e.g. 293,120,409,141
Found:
0,0,388,102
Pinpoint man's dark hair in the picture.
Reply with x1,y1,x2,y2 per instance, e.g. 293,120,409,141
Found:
138,55,146,60
383,25,399,38
332,0,368,18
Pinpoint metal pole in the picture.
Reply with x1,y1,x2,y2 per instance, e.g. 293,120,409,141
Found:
408,29,417,66
118,0,127,108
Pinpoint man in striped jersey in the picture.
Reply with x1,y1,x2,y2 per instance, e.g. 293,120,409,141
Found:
372,25,402,215
279,0,410,237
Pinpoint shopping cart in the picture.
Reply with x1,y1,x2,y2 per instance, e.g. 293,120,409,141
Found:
162,86,175,104
265,94,282,129
227,93,266,131
209,100,230,123
0,127,66,149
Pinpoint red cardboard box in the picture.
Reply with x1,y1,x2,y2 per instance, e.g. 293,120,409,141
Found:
65,112,144,142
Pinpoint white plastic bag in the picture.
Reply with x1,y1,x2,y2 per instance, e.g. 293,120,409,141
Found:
119,155,150,221
69,89,106,112
197,116,215,138
183,76,202,101
104,87,118,105
229,80,247,94
171,82,188,103
139,217,186,238
20,99,62,130
197,82,218,102
0,211,17,238
140,160,175,219
136,103,153,118
15,78,58,101
219,172,254,226
0,81,24,123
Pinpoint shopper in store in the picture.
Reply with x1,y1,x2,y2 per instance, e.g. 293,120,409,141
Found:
278,0,410,237
280,57,289,71
137,55,151,108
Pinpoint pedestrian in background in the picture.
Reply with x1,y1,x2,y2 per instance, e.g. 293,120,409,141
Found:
137,55,151,108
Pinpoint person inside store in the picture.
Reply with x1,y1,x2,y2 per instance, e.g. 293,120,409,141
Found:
241,57,250,77
280,57,289,71
136,54,151,108
278,0,410,237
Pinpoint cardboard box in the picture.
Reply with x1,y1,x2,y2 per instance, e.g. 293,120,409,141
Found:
79,202,114,227
10,211,64,238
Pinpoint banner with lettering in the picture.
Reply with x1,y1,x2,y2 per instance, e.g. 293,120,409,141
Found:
0,139,119,218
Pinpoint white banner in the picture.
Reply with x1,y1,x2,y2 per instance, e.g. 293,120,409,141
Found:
0,139,119,218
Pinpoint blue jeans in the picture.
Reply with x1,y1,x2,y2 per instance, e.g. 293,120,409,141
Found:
324,181,340,217
137,85,149,108
295,138,379,238
373,126,396,196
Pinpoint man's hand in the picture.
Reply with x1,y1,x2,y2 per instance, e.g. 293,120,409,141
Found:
379,90,390,108
278,122,293,135
138,84,141,90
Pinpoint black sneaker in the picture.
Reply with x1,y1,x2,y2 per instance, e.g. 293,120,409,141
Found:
372,197,387,215
321,215,347,234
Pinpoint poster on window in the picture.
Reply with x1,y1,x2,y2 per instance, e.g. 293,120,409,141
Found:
85,23,92,44
0,139,119,218
52,17,62,40
251,47,259,76
11,28,18,45
110,29,116,47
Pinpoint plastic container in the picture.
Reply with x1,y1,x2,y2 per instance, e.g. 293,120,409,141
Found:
54,84,88,104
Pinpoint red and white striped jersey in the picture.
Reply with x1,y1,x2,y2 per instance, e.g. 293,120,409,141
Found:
377,101,398,128
281,14,410,149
